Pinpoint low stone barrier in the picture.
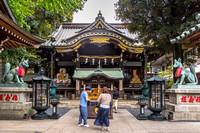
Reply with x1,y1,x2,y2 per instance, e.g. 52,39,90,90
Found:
0,87,33,119
164,87,200,121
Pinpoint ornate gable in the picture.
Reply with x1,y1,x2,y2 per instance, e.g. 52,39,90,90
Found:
77,10,123,34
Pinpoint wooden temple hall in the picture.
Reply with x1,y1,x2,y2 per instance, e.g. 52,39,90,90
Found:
42,11,145,99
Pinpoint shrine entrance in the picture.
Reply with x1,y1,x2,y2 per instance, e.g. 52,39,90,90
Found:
73,68,124,98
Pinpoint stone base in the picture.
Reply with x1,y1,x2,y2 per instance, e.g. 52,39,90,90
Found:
0,87,32,119
0,83,28,88
137,114,148,120
148,113,166,121
164,87,200,121
172,84,200,89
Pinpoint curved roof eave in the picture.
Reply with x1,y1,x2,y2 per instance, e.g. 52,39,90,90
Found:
170,23,200,44
0,13,45,44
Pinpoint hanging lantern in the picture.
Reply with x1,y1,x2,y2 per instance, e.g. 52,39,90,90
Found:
111,58,114,65
85,58,88,64
92,58,95,65
104,58,107,65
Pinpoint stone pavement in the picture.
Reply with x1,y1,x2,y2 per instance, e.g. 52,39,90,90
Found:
0,109,200,133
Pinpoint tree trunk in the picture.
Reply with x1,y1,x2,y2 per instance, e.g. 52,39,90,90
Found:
173,43,183,60
173,43,183,82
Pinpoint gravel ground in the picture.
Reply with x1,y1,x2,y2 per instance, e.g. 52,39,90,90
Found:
127,108,152,119
45,108,70,117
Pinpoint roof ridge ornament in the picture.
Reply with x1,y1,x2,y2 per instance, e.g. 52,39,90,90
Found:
95,10,105,21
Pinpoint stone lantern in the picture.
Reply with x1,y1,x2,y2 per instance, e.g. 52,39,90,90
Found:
32,67,51,120
146,71,166,121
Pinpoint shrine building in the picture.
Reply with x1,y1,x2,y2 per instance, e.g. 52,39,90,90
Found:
42,11,146,99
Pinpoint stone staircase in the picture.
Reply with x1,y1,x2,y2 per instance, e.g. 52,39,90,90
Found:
58,99,140,109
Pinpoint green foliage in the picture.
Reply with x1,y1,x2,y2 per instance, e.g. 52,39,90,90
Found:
158,66,174,88
0,47,44,69
8,0,86,38
147,62,151,72
115,0,200,56
184,48,199,66
7,0,34,30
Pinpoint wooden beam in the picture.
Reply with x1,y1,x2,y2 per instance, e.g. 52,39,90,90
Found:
2,43,8,48
5,41,14,48
3,42,11,48
7,40,18,48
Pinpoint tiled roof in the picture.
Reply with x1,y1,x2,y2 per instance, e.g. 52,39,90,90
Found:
42,24,140,47
42,11,143,49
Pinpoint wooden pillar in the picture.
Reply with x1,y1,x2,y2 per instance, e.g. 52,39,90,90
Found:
83,84,86,91
111,82,113,91
119,79,123,99
76,79,80,98
51,53,54,78
64,90,67,97
132,90,135,96
119,52,123,68
76,53,80,68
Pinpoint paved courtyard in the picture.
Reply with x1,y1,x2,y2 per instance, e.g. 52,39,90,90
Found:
0,109,200,133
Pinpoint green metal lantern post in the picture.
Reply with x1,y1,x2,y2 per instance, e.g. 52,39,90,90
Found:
146,70,166,121
32,67,51,120
49,80,60,119
137,82,148,120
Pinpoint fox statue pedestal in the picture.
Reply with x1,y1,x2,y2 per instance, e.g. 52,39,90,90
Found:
164,58,200,121
0,58,33,119
0,87,33,119
164,85,200,121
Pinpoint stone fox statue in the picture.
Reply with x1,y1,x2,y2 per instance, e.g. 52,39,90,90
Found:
173,58,198,85
3,58,29,84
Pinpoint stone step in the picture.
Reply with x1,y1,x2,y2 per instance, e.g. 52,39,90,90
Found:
58,100,140,109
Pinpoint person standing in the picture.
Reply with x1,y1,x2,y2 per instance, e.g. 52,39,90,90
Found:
94,87,112,131
78,86,91,127
113,86,119,113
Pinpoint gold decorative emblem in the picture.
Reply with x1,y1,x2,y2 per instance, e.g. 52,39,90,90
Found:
90,37,110,44
118,43,127,52
134,49,144,53
73,44,82,52
56,49,64,53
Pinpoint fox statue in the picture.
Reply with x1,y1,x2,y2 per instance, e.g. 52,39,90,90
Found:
173,58,198,85
3,58,29,84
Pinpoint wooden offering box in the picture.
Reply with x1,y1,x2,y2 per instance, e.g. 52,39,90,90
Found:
87,88,113,119
87,100,113,119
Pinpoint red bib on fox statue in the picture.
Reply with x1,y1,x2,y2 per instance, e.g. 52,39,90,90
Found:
17,66,25,76
175,67,183,77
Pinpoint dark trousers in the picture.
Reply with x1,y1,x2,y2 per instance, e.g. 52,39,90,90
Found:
94,107,109,127
78,105,88,125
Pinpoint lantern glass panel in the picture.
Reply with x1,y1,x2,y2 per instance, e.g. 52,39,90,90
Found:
32,83,36,107
162,83,165,108
156,83,161,108
42,83,47,107
150,84,156,108
36,83,42,107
